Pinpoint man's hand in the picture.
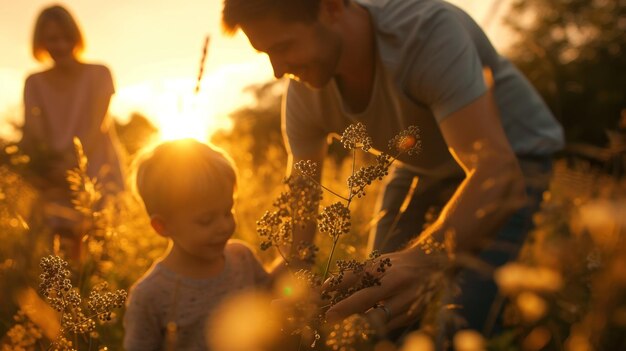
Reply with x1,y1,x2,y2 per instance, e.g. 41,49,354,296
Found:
323,246,449,331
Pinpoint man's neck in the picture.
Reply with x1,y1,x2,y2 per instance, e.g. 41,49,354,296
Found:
335,2,375,84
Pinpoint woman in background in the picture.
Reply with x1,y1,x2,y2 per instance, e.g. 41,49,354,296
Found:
20,4,125,253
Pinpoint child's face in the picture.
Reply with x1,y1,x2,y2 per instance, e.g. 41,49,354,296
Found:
163,190,236,263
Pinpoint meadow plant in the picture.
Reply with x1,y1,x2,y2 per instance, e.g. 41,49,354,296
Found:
39,255,126,347
0,137,165,350
256,123,431,348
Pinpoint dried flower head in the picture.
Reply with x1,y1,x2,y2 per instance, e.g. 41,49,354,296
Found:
50,336,77,351
322,254,392,307
294,160,319,178
341,123,372,151
295,269,323,288
61,307,96,333
3,310,44,350
39,256,74,311
389,125,422,156
296,241,319,265
257,174,322,262
347,154,392,198
87,282,127,322
318,202,351,239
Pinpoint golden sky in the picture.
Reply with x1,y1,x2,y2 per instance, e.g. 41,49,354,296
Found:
0,0,508,141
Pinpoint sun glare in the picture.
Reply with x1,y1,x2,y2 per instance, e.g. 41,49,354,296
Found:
110,62,272,144
113,77,234,143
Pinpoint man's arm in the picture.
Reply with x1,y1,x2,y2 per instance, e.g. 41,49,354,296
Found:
414,81,527,252
324,90,527,328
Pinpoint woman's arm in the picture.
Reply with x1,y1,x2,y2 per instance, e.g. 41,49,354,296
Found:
81,65,115,155
20,75,47,154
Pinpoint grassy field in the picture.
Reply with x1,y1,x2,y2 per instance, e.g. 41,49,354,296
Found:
1,126,625,350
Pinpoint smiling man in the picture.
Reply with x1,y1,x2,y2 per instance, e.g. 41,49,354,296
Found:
222,0,564,338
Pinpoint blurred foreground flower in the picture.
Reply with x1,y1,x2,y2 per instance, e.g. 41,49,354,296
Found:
207,292,281,351
38,255,126,349
571,199,626,250
494,263,563,294
453,330,486,351
399,331,435,351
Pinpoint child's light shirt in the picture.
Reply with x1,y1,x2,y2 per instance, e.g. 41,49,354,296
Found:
123,239,269,351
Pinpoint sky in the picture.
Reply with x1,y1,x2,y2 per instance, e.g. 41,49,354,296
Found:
0,0,510,141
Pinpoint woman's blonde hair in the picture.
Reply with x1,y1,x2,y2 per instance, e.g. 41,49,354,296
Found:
32,5,85,62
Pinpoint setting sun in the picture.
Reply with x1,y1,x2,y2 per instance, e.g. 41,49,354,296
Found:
111,60,271,142
115,78,221,142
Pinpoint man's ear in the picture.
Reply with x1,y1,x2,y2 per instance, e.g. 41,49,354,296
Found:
150,215,169,237
319,0,347,23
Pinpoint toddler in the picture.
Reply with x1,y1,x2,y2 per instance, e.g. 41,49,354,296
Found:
124,139,270,350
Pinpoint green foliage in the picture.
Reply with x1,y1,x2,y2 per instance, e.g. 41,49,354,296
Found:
505,0,626,145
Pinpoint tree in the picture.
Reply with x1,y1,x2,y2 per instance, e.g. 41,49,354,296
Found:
114,112,158,156
505,0,626,145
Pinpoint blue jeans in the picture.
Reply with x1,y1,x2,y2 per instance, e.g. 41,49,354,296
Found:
370,156,553,336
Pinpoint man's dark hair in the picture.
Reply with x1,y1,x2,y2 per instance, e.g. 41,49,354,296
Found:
222,0,347,35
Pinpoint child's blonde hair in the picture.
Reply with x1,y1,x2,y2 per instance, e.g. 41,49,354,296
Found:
133,139,237,216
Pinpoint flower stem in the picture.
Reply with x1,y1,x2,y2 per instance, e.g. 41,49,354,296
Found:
322,236,340,282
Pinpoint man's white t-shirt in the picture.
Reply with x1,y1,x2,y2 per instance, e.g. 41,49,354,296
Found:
283,0,564,178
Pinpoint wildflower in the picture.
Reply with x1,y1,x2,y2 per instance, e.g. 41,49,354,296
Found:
2,311,44,350
39,256,73,311
61,307,96,333
296,241,319,265
318,202,351,239
50,336,77,351
417,236,446,255
322,254,391,307
294,160,319,178
37,255,127,348
295,269,322,288
388,125,422,156
87,282,128,322
347,154,392,198
341,123,372,151
256,210,284,250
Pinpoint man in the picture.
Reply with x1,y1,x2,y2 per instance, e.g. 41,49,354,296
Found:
222,0,563,336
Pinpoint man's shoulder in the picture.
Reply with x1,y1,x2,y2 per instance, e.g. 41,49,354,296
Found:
284,80,329,118
358,0,450,29
286,79,323,101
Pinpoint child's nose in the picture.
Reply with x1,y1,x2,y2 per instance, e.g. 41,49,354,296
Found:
218,215,235,234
